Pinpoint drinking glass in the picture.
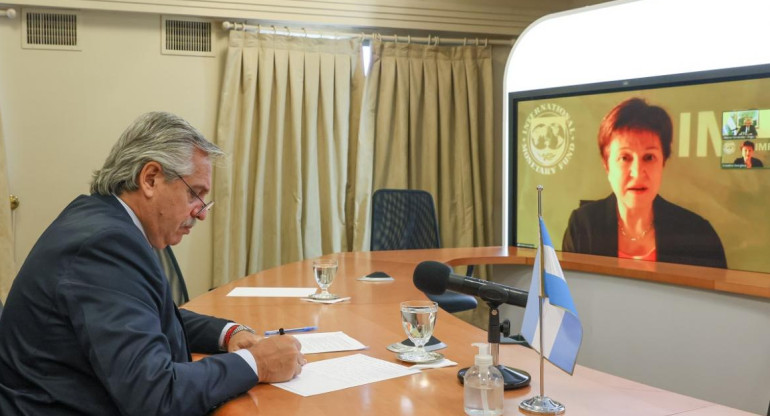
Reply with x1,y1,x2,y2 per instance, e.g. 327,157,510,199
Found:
310,259,338,300
398,300,443,363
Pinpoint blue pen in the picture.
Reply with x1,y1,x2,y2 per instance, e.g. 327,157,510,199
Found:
264,325,318,336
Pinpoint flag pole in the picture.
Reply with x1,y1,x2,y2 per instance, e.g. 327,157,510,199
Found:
520,185,566,415
537,186,546,400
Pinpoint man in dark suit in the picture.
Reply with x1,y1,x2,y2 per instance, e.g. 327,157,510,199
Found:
736,117,758,137
0,112,305,415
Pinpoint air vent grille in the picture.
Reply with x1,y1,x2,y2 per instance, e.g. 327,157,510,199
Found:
22,9,81,50
162,17,214,57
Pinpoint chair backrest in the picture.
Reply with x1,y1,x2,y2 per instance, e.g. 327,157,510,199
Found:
370,189,479,314
370,189,441,251
156,247,190,305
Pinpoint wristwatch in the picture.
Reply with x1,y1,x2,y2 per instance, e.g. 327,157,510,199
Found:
224,324,256,349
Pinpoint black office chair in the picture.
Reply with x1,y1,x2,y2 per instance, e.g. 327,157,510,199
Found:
370,189,477,313
156,247,190,305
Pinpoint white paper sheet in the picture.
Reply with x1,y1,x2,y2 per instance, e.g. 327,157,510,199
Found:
226,287,318,297
272,353,420,396
356,276,394,282
292,331,367,354
410,358,457,370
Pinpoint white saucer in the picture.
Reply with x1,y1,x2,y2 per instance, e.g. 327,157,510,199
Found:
308,293,340,300
396,351,444,364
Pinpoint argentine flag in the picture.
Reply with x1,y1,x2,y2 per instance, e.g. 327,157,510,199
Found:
521,217,583,374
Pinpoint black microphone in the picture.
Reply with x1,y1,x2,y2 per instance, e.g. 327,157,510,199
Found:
413,261,528,307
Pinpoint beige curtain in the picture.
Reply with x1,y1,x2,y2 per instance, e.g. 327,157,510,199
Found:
213,31,365,287
364,40,495,250
0,112,14,303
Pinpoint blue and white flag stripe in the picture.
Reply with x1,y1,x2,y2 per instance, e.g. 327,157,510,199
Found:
521,217,583,374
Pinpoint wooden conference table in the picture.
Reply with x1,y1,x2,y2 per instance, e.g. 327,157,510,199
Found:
183,247,758,415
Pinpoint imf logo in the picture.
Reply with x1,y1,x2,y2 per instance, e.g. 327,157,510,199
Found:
521,103,575,175
722,140,736,156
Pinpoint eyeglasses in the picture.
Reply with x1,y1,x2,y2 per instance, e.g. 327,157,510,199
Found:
175,174,214,218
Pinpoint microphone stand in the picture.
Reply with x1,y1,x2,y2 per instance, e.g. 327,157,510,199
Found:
457,300,531,390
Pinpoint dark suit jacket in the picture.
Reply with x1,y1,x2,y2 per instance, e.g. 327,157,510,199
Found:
733,157,764,167
562,194,727,268
736,125,758,136
0,194,257,415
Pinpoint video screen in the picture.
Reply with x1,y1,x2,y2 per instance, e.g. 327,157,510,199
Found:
510,66,770,273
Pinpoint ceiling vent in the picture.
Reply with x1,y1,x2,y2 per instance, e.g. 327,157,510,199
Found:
21,8,81,51
161,16,214,57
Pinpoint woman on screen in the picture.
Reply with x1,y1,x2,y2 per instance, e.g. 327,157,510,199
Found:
562,97,727,268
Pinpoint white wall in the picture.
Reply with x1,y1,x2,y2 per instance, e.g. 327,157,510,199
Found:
505,0,770,92
0,9,228,297
493,265,770,415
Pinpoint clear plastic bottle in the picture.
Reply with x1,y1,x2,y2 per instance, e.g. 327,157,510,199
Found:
463,343,504,416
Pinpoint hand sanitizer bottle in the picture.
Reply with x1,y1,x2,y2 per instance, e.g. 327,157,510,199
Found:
463,343,504,416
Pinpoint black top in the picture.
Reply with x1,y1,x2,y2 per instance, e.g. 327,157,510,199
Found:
562,194,727,269
733,157,764,167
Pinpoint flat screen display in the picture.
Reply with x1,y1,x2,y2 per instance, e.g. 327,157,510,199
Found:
509,65,770,273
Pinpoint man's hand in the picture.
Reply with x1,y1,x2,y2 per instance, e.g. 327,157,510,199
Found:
248,335,306,383
227,330,261,352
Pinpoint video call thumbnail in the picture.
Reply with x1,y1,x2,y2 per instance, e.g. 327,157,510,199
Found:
721,109,770,169
721,138,769,169
721,109,762,140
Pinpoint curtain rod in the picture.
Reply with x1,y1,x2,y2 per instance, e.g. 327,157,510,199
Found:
2,8,16,18
221,22,514,46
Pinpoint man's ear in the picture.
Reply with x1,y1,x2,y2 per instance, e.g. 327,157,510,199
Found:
138,161,164,198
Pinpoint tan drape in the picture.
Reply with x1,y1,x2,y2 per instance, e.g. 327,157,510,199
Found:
213,32,365,287
0,112,14,303
365,40,495,250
